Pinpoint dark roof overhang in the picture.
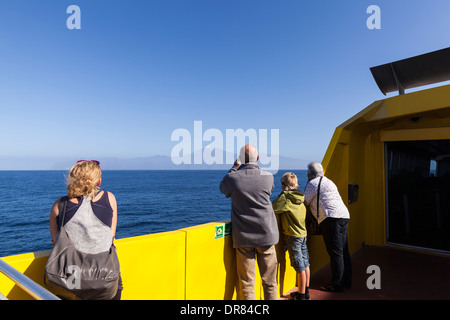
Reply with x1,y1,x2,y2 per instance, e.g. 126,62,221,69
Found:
370,47,450,95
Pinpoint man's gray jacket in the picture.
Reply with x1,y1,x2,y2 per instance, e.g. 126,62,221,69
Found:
220,163,279,248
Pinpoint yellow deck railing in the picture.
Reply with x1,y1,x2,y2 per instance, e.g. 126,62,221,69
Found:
0,221,300,300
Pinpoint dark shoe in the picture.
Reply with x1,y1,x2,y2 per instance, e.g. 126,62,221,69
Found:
319,284,343,292
305,287,311,300
290,292,307,300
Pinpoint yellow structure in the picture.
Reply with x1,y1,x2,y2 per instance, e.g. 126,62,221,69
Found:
310,84,450,270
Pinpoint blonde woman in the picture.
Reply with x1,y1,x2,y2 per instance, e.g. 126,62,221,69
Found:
49,160,122,299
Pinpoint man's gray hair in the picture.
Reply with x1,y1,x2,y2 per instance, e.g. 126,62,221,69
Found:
307,161,324,178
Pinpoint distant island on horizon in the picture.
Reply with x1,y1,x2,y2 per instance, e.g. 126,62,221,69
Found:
0,154,311,171
51,154,310,171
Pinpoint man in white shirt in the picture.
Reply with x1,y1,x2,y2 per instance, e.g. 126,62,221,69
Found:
304,162,352,292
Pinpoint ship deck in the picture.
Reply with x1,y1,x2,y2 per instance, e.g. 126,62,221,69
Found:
280,245,450,300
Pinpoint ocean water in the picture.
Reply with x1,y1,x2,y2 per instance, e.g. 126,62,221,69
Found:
0,169,307,257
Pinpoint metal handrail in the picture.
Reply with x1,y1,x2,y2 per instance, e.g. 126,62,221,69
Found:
0,259,60,300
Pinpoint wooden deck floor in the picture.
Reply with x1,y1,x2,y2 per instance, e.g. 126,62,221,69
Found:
280,245,450,300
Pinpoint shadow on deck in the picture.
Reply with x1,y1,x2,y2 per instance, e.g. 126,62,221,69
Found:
280,245,450,300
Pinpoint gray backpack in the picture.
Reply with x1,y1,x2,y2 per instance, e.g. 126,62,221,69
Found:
44,196,120,300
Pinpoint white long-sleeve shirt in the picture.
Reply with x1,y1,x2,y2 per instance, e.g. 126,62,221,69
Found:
304,176,350,224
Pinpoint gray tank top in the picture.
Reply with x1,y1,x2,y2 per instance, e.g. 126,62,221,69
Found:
65,196,113,254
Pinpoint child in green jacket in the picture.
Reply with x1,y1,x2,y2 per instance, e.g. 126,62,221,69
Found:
272,172,311,300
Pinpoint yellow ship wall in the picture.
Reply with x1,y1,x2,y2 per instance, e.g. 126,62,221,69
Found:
0,222,296,300
307,84,450,272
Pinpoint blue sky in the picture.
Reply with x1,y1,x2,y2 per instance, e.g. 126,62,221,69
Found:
1,0,450,169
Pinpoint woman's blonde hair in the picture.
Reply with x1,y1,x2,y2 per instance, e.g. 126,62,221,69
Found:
66,160,102,198
281,172,299,190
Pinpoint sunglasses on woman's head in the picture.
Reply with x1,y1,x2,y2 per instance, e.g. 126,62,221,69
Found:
76,160,101,168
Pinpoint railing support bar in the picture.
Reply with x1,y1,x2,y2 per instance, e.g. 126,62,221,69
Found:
0,259,59,300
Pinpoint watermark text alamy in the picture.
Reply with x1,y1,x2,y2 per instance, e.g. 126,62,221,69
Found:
171,121,280,173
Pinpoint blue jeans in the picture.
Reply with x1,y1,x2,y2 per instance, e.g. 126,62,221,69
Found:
286,236,310,273
320,218,352,289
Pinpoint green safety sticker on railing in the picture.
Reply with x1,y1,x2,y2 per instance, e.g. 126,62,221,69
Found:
215,223,231,239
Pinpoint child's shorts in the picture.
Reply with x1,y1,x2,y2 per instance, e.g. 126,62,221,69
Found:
286,236,310,273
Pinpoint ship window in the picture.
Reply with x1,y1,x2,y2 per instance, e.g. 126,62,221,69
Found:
386,140,450,253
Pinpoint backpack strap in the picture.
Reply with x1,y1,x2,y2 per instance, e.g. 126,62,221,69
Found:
57,196,69,230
